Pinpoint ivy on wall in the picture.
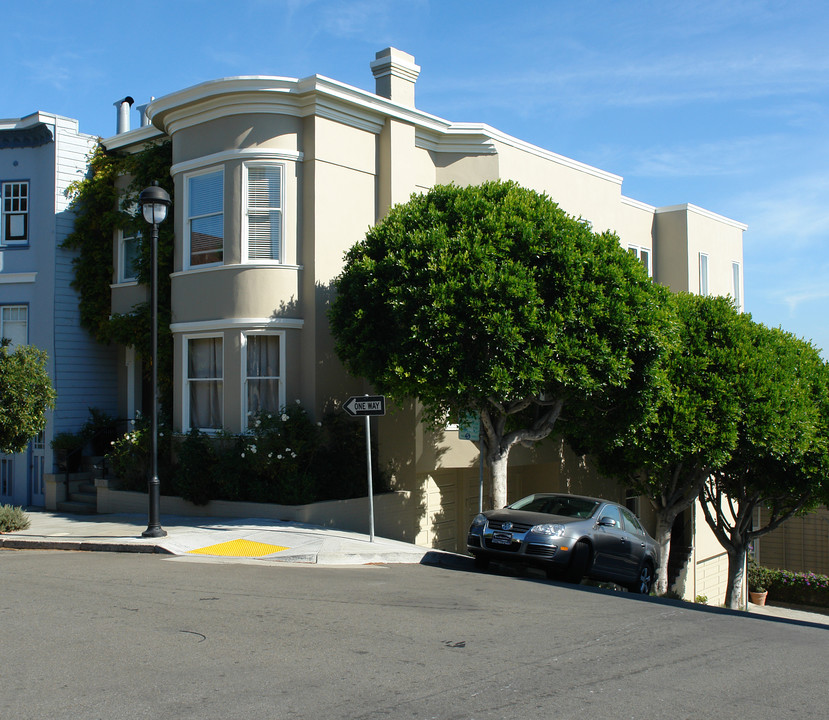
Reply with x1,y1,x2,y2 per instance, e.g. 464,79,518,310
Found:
62,140,175,419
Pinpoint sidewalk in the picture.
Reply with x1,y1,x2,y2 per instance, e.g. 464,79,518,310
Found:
0,509,449,566
4,510,828,628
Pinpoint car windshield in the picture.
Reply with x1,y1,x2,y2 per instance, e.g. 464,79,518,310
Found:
508,494,600,519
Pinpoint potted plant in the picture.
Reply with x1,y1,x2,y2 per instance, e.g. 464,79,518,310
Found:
50,432,85,472
747,562,770,606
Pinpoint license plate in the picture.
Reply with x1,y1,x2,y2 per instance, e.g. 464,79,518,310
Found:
492,531,513,545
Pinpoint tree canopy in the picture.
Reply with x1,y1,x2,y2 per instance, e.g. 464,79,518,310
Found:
701,322,829,608
578,292,751,592
330,181,669,508
0,342,56,454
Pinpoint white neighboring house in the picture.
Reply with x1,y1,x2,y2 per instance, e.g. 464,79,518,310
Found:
0,112,118,507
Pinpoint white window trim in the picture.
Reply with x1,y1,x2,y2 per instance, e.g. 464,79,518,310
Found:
182,333,224,433
240,330,286,427
184,166,224,271
699,253,709,296
241,161,285,264
2,180,29,246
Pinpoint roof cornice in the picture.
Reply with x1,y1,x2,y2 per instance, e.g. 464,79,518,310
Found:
656,203,747,231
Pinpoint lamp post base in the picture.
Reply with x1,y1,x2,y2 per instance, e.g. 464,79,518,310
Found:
142,525,167,538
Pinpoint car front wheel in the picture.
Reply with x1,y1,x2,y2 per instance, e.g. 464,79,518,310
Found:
565,541,590,583
628,561,654,594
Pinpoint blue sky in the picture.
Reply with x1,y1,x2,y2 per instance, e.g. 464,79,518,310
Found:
4,0,828,357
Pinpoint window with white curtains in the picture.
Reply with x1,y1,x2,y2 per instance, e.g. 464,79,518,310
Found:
245,333,282,424
187,336,223,430
187,169,224,267
245,164,282,261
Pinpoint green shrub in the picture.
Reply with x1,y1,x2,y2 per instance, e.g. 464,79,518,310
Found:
747,561,774,593
0,504,30,533
767,567,829,608
107,403,386,506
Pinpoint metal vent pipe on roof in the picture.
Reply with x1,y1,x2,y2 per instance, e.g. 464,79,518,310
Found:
114,96,134,134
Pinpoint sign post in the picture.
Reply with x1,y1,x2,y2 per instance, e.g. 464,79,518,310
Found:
343,395,386,541
459,411,485,513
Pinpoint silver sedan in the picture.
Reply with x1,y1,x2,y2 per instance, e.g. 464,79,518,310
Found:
466,493,659,593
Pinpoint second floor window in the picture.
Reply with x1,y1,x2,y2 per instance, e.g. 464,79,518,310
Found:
119,230,140,282
2,181,28,245
245,164,283,261
188,169,223,267
628,245,652,277
699,253,709,296
732,262,742,311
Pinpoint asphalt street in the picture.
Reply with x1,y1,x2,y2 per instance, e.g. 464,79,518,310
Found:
2,549,827,720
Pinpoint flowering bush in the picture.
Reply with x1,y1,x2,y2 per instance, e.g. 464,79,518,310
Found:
109,404,386,506
749,563,829,608
767,567,829,608
107,418,150,490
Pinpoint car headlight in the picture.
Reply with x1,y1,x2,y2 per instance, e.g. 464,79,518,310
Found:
470,513,487,528
530,523,566,537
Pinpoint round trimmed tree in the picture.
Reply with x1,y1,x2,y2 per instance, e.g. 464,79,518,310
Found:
330,181,669,509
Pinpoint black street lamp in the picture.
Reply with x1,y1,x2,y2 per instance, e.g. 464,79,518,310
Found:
138,182,171,538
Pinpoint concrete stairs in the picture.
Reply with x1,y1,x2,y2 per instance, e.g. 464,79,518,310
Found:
55,456,108,515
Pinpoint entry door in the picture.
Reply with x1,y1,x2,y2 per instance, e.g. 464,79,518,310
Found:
29,432,45,507
0,455,12,504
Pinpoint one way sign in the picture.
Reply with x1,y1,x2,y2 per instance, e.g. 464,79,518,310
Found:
343,395,386,417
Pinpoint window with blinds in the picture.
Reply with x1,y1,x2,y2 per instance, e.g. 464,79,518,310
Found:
188,170,223,266
246,165,282,261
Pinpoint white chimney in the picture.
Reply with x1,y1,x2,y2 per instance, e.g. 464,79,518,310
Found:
114,96,134,134
370,48,420,106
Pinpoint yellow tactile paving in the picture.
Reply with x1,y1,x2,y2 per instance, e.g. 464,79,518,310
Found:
187,539,289,558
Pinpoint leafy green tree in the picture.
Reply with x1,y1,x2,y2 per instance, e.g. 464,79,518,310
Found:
0,342,56,454
581,293,751,594
330,181,668,509
700,324,829,609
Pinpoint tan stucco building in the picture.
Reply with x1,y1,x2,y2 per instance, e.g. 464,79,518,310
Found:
104,48,746,603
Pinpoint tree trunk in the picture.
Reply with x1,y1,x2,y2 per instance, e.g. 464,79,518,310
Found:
724,544,747,610
653,509,677,596
490,450,509,510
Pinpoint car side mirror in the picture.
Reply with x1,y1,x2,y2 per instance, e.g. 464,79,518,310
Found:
598,516,617,528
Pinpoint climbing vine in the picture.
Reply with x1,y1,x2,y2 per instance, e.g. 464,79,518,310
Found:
62,140,175,418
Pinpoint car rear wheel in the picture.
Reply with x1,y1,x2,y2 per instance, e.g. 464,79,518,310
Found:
565,541,590,583
628,561,654,594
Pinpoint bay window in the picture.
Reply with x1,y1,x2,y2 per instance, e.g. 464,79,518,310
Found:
244,164,283,261
186,336,223,430
244,332,283,424
187,169,223,266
